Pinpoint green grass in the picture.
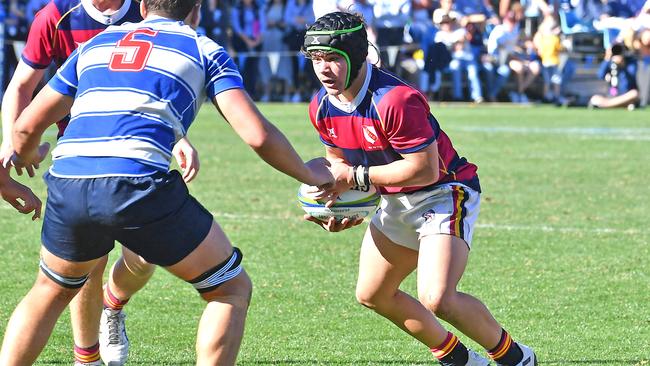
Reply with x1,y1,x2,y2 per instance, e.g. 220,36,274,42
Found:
1,104,649,365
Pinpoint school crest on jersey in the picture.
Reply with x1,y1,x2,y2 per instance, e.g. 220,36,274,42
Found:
362,125,378,144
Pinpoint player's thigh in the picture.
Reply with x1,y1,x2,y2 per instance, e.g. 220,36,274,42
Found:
164,220,235,281
356,224,418,300
40,245,101,279
416,234,469,301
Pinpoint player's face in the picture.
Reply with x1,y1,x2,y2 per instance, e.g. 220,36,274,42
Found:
311,53,348,96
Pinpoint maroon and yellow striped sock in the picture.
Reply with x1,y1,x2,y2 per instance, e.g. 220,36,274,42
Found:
103,284,129,311
431,331,469,366
487,329,523,365
74,342,100,364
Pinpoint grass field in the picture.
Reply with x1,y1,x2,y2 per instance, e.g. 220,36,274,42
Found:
1,104,649,365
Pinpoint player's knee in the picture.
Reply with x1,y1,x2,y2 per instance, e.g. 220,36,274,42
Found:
187,247,252,306
121,254,155,279
355,287,387,311
418,291,455,318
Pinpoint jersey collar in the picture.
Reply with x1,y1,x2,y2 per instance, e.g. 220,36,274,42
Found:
328,62,372,114
81,0,133,25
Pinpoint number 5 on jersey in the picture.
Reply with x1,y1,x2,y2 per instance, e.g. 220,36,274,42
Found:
109,29,159,72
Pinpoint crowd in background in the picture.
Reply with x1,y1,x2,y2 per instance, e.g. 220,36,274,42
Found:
1,0,649,108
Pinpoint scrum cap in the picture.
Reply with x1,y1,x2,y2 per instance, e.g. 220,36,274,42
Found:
302,12,368,89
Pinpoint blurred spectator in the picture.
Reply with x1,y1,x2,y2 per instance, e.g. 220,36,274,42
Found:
313,0,340,18
533,13,564,102
285,0,316,101
3,0,29,92
434,4,485,102
500,0,549,19
200,0,230,47
589,43,639,108
369,0,411,68
633,27,650,107
231,0,266,99
560,0,605,31
487,9,541,103
485,10,521,101
409,0,438,51
258,0,295,102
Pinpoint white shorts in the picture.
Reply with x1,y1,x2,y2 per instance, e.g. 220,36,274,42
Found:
370,183,480,251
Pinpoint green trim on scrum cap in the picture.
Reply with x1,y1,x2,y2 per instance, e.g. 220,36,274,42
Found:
305,24,363,36
305,45,352,88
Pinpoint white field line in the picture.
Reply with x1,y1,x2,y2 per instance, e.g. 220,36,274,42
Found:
209,211,641,235
448,126,650,141
0,206,639,235
42,126,650,140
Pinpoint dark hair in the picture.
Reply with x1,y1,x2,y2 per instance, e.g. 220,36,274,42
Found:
302,12,368,88
144,0,199,21
611,43,626,56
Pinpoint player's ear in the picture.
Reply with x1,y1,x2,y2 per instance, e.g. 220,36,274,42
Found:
139,0,147,19
185,2,201,29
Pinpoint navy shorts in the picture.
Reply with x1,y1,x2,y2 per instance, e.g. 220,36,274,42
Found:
42,170,213,266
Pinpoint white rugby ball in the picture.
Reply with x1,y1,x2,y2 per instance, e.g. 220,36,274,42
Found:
298,184,381,222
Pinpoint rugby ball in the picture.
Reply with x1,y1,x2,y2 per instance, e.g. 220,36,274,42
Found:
298,184,381,222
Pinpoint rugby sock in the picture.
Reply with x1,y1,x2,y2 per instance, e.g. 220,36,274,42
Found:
431,331,469,366
487,329,523,365
103,284,129,310
74,342,100,364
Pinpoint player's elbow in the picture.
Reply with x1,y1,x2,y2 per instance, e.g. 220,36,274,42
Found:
417,168,439,186
244,130,270,150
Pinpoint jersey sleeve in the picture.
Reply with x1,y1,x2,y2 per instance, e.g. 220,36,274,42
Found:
21,1,58,69
308,92,335,147
47,48,79,97
199,36,244,99
376,86,436,154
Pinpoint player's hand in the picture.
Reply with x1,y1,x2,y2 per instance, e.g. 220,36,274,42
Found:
7,142,50,178
0,179,42,220
304,157,335,191
173,137,200,183
303,214,364,232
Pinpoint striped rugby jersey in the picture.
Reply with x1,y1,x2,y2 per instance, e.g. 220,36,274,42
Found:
47,16,244,178
308,63,480,195
22,0,142,69
22,0,142,136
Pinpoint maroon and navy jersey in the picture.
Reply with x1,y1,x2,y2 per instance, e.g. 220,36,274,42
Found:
308,64,480,195
21,0,141,136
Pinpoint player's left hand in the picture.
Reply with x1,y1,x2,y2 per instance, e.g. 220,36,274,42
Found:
173,137,200,183
0,179,42,220
303,214,364,232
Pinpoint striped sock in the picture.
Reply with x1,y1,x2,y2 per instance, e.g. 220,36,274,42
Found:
103,284,129,311
74,342,100,364
488,329,523,366
431,331,469,366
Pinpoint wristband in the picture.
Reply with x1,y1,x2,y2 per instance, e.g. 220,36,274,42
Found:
354,165,370,188
351,165,359,186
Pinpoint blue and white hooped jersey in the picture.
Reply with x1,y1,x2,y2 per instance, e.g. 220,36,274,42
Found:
48,16,243,178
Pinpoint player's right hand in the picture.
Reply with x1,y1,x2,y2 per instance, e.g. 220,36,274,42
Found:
0,178,42,220
7,142,50,178
304,157,335,191
303,214,363,232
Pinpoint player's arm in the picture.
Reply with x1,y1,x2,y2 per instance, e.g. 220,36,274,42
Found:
367,144,439,187
13,85,72,167
1,61,46,160
212,88,333,188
